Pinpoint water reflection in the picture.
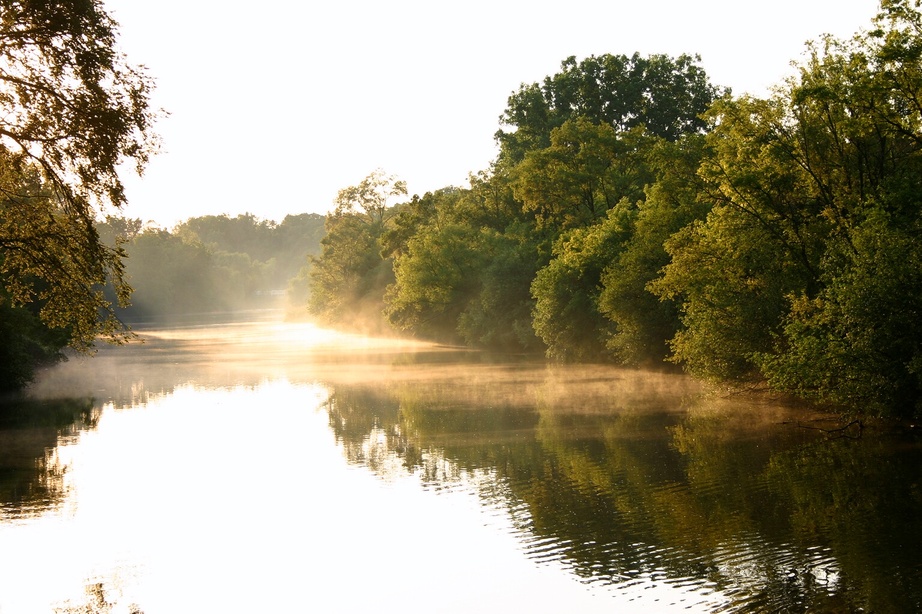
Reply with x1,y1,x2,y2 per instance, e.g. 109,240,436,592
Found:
0,397,98,518
4,319,921,613
324,374,922,613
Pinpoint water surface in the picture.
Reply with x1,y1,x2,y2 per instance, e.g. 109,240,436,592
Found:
2,317,920,612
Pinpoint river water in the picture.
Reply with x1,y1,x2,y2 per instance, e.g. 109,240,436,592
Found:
1,316,920,613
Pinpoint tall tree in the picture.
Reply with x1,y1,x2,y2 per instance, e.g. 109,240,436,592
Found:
511,118,654,231
653,1,922,416
531,202,634,361
495,53,723,166
0,0,159,388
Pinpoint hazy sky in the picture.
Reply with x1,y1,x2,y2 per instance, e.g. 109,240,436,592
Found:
105,0,880,227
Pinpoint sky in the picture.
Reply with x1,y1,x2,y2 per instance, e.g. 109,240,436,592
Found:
104,0,881,228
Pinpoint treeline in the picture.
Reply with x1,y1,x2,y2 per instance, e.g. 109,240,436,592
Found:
307,2,922,419
99,213,325,320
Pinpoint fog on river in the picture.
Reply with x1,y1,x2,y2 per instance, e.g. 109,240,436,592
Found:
1,314,920,613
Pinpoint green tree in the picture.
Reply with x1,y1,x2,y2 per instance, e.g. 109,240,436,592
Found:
598,135,711,366
383,180,542,350
176,213,276,261
499,54,723,363
385,221,488,342
761,212,922,415
651,2,922,417
456,223,543,351
123,229,229,317
531,202,634,361
496,53,723,165
0,0,158,389
307,170,406,330
511,118,653,231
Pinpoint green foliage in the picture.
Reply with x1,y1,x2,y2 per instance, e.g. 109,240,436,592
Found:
599,135,711,365
496,53,723,165
176,213,277,261
531,203,634,361
297,6,922,417
759,211,922,416
649,94,825,381
645,7,922,417
0,300,69,393
97,213,326,320
175,212,325,298
385,222,487,342
383,185,542,350
122,229,229,317
456,224,543,351
511,119,654,231
307,171,405,331
652,206,802,382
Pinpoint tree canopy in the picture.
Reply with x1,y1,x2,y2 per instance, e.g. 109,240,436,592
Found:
495,53,724,165
0,0,159,391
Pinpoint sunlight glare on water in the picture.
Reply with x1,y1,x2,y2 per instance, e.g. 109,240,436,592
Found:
0,376,716,613
2,318,918,612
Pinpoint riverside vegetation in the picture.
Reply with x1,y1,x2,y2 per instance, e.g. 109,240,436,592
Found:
3,1,922,421
304,2,922,421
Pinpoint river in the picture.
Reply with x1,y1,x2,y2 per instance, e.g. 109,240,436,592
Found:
1,315,920,613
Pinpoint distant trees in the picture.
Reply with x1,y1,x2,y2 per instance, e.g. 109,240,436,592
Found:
307,3,922,418
0,0,158,391
99,213,325,320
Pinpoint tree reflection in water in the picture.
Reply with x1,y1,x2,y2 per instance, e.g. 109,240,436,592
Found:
8,321,920,612
53,580,144,614
0,397,98,518
324,375,922,613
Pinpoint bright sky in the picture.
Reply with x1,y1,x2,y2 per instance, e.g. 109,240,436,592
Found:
105,0,881,228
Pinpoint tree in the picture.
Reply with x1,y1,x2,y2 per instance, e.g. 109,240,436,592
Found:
531,202,634,361
496,53,723,165
511,118,653,231
651,2,922,417
0,0,159,388
382,182,541,350
332,168,407,232
307,170,406,330
121,228,229,317
754,2,922,415
384,221,484,342
598,134,711,366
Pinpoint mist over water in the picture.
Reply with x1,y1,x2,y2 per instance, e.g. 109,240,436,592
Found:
2,315,920,612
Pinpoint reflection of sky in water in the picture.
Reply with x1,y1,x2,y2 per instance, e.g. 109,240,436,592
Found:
2,321,918,612
0,380,726,613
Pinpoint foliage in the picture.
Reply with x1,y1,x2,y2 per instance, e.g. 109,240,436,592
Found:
301,5,922,417
0,0,158,389
307,170,406,330
496,52,724,165
0,299,70,393
531,203,634,361
121,229,230,317
455,223,543,351
598,135,711,365
511,118,654,231
175,212,325,297
385,221,488,341
97,213,326,320
759,211,922,416
649,5,922,416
